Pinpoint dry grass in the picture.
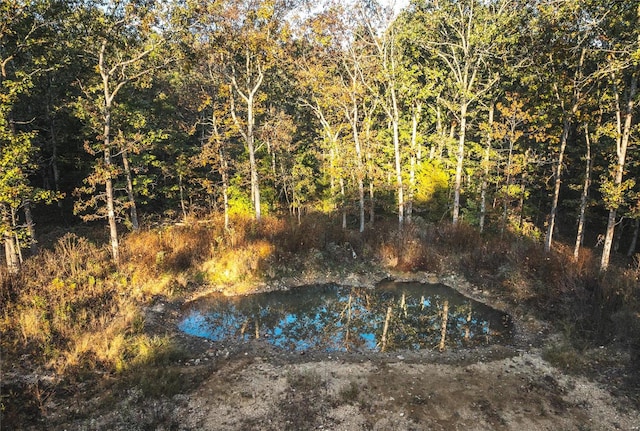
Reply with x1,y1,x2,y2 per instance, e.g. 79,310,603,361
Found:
0,232,183,379
122,223,212,275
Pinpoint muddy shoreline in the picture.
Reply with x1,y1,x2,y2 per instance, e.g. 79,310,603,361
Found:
161,270,550,364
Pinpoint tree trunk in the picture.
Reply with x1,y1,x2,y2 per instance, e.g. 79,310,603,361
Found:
574,122,593,261
219,146,230,231
99,41,120,265
230,62,264,222
391,87,404,229
452,102,468,225
369,182,375,224
247,97,261,221
121,149,139,231
102,103,119,264
480,103,494,233
544,114,571,252
340,177,347,229
210,109,230,230
431,104,443,160
628,219,639,257
10,208,23,265
352,109,364,233
49,111,62,211
4,235,19,274
104,146,119,264
601,71,638,271
518,168,527,229
178,173,188,221
546,48,586,252
24,203,37,255
407,102,421,225
601,211,618,268
502,121,516,237
357,175,365,233
2,208,19,274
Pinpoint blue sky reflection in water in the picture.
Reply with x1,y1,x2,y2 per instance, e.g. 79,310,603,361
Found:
179,282,513,352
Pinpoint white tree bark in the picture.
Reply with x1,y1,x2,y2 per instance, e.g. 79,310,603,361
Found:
573,122,594,261
479,103,494,233
600,71,637,271
452,102,468,225
230,57,265,222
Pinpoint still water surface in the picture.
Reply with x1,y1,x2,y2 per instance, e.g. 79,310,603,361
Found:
179,281,513,352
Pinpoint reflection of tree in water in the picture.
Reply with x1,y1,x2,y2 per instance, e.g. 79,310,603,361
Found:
180,282,513,352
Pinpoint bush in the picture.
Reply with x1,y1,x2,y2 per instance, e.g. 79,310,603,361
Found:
202,239,275,290
414,160,450,221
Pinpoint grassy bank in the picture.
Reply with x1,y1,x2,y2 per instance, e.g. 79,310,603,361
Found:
1,213,639,426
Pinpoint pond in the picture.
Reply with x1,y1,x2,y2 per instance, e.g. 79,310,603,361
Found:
178,281,513,353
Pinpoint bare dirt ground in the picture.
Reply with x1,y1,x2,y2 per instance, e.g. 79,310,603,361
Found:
173,349,639,431
19,272,640,430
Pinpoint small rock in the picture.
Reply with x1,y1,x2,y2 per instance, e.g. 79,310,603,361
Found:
151,303,165,313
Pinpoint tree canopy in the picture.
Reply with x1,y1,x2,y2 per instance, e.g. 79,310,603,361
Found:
1,0,639,271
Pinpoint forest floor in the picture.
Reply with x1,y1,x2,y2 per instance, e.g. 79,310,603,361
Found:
10,270,640,430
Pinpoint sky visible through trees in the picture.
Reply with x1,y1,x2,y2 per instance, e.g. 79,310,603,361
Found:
1,0,639,271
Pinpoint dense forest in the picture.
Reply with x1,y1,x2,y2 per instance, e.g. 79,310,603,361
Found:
1,0,638,269
1,0,640,427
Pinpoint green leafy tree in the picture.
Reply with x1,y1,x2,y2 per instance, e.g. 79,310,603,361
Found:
72,0,168,263
295,6,354,227
1,0,61,272
363,1,407,229
526,1,606,252
407,0,517,225
223,0,295,221
0,77,39,272
596,0,640,270
493,93,534,235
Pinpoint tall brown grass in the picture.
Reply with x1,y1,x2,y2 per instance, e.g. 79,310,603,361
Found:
0,232,180,379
